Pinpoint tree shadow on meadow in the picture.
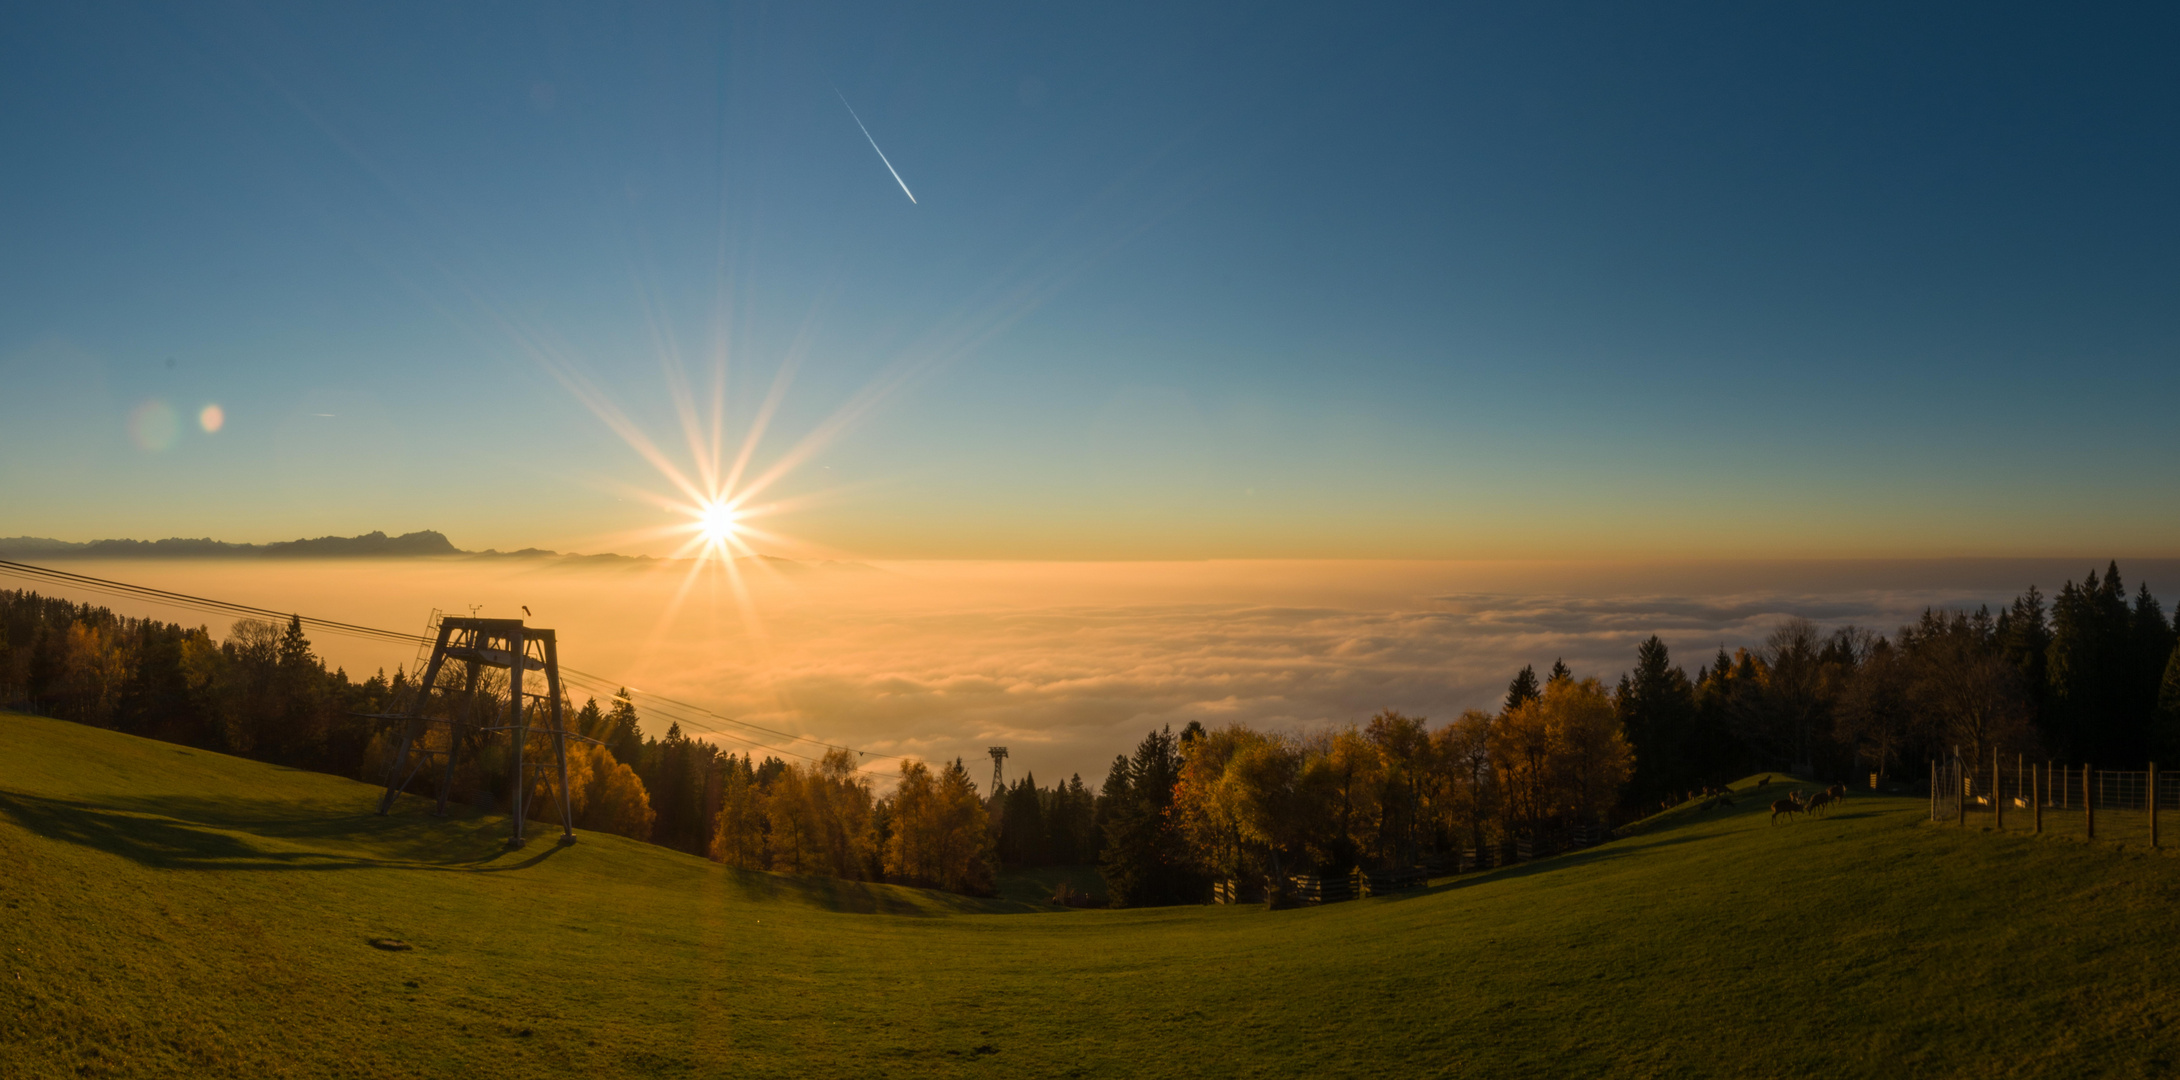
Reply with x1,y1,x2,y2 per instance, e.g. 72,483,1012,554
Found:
0,788,565,873
722,865,1049,917
1377,789,1911,904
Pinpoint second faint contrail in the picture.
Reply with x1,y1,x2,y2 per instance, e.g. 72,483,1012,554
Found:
835,91,917,205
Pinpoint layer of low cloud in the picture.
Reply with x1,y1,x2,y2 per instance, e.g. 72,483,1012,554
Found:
27,557,2172,788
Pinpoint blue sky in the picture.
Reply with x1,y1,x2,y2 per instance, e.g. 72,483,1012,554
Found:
3,2,2176,558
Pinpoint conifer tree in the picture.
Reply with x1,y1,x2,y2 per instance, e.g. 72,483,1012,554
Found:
572,697,606,741
2155,636,2180,764
1099,727,1200,906
1616,636,1696,803
2130,583,2175,759
1503,665,1541,717
1996,586,2052,741
603,690,644,767
999,774,1047,865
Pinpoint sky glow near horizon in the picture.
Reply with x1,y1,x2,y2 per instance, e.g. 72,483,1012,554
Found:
0,3,2176,560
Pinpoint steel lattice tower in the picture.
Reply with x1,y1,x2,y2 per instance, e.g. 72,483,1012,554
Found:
371,617,577,848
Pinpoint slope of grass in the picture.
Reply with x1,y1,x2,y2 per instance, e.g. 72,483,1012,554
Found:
5,712,2179,1079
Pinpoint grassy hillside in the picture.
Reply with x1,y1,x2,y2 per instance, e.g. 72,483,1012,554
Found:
4,713,2177,1079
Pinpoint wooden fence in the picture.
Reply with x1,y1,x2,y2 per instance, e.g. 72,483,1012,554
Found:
1931,749,2171,848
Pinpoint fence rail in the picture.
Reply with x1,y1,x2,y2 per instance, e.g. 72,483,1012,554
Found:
1931,752,2166,848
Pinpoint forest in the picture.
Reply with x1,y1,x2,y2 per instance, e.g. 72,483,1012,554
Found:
4,560,2178,904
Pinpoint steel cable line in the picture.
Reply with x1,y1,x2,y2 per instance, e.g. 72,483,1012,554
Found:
0,558,906,770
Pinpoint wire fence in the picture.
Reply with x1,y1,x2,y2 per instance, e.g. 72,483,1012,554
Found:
1930,753,2175,847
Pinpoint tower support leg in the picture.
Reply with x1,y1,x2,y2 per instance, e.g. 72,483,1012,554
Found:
433,660,482,817
378,623,455,816
506,630,528,848
545,636,577,844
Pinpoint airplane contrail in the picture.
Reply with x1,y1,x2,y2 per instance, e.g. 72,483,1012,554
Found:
835,91,917,205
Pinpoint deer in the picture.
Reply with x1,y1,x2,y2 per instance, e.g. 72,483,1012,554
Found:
1805,790,1834,816
1771,797,1805,824
1827,782,1846,804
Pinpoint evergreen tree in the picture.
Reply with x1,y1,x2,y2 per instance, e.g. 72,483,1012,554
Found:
271,614,329,766
1548,658,1571,684
1046,773,1098,864
2151,635,2180,765
754,755,789,789
2130,583,2175,759
603,690,644,767
645,722,710,854
1099,727,1201,906
1996,585,2052,743
572,697,606,741
1503,665,1541,717
998,774,1047,865
1615,636,1695,802
2048,565,2142,762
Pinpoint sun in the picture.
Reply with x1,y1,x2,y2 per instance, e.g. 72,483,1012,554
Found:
696,500,741,546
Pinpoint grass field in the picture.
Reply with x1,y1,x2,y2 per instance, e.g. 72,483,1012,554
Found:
5,712,2179,1079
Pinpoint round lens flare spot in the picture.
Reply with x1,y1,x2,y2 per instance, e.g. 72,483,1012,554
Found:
199,404,225,433
697,502,741,544
128,400,180,451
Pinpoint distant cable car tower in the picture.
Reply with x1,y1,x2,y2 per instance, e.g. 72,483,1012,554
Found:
988,745,1009,793
371,617,577,848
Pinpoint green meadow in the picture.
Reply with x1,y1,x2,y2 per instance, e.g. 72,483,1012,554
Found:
4,711,2176,1079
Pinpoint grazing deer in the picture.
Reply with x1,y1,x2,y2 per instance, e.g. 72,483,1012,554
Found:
1771,798,1804,824
1805,790,1833,816
1827,782,1846,804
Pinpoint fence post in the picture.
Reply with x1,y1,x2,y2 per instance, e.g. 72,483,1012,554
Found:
2035,762,2043,834
2085,764,2095,840
2151,762,2158,849
1929,760,1937,823
1994,746,2003,830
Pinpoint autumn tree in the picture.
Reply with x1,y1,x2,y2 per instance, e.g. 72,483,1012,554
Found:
884,758,995,895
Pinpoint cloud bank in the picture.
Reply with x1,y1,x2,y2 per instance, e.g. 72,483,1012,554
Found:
32,557,2172,786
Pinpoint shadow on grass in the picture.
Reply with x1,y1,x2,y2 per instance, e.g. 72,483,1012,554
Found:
723,866,1049,917
1377,787,1910,903
0,789,566,873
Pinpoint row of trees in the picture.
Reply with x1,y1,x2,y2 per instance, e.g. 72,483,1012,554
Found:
2,590,391,776
1090,674,1634,904
1610,562,2180,807
708,749,998,894
11,560,2178,905
0,590,1007,895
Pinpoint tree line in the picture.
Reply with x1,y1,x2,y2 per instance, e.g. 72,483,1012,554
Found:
1610,561,2180,811
0,591,999,895
1089,671,1632,905
1076,562,2180,903
8,560,2178,906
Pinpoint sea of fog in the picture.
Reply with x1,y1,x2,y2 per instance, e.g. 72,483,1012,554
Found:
18,557,2178,786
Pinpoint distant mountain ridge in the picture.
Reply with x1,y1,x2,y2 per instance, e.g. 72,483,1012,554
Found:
0,530,607,561
0,530,863,572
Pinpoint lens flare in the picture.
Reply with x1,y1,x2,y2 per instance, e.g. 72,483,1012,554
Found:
128,400,180,451
199,404,225,433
